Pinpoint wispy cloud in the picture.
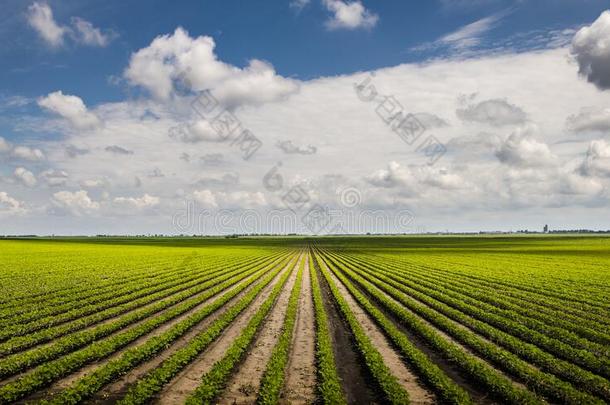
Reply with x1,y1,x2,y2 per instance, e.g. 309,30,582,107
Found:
412,9,510,53
26,1,117,49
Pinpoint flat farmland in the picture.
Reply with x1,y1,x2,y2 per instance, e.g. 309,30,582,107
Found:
0,236,609,404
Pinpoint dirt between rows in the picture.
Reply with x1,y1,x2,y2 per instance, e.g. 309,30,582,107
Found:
23,259,283,403
4,262,258,366
280,255,317,405
314,257,380,405
342,259,524,404
218,255,302,404
153,255,300,404
321,260,436,405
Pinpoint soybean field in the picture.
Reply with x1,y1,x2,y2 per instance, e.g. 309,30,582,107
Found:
0,236,609,404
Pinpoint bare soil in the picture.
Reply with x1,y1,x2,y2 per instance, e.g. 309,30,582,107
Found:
280,255,317,405
218,256,301,404
314,258,380,405
154,257,298,404
324,264,436,405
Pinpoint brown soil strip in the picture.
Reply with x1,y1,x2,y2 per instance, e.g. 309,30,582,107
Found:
217,256,301,404
25,266,273,402
349,266,523,404
153,256,299,404
325,265,436,405
315,260,380,405
280,254,317,405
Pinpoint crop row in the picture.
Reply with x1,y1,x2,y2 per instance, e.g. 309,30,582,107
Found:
366,254,610,343
42,253,299,405
314,250,472,404
256,253,305,404
381,253,610,315
0,254,262,340
368,253,610,330
313,253,411,404
309,252,346,405
347,254,610,388
184,254,302,405
0,252,289,381
0,253,292,404
325,250,604,404
0,251,285,358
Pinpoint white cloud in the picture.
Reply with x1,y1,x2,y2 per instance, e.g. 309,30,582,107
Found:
27,2,67,47
14,167,37,187
366,161,418,192
124,27,299,105
193,189,267,209
441,13,504,49
566,107,610,133
413,10,508,53
0,137,10,153
276,140,317,155
51,190,100,216
0,192,26,215
495,126,556,167
38,91,100,128
580,139,610,177
571,10,610,90
70,17,116,47
322,0,378,30
11,146,45,161
26,2,117,49
170,121,222,143
113,193,160,209
40,169,68,187
457,95,527,126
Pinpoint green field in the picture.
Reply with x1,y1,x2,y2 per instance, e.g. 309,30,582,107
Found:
0,236,609,404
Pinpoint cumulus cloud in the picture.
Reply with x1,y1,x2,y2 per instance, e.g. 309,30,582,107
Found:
322,0,378,30
580,139,610,177
14,167,37,187
0,138,45,161
27,2,117,48
170,121,221,143
495,127,556,167
193,189,267,209
559,173,603,196
113,193,160,209
457,95,527,127
11,146,45,161
566,107,610,133
0,192,26,215
276,140,317,155
571,10,610,90
27,2,67,47
105,145,133,155
40,169,68,187
124,27,298,105
366,161,418,193
51,190,100,216
38,91,100,128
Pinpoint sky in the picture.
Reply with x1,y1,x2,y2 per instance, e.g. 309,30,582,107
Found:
1,0,610,235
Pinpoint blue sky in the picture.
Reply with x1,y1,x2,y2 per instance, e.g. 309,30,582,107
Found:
1,0,606,107
1,0,610,234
